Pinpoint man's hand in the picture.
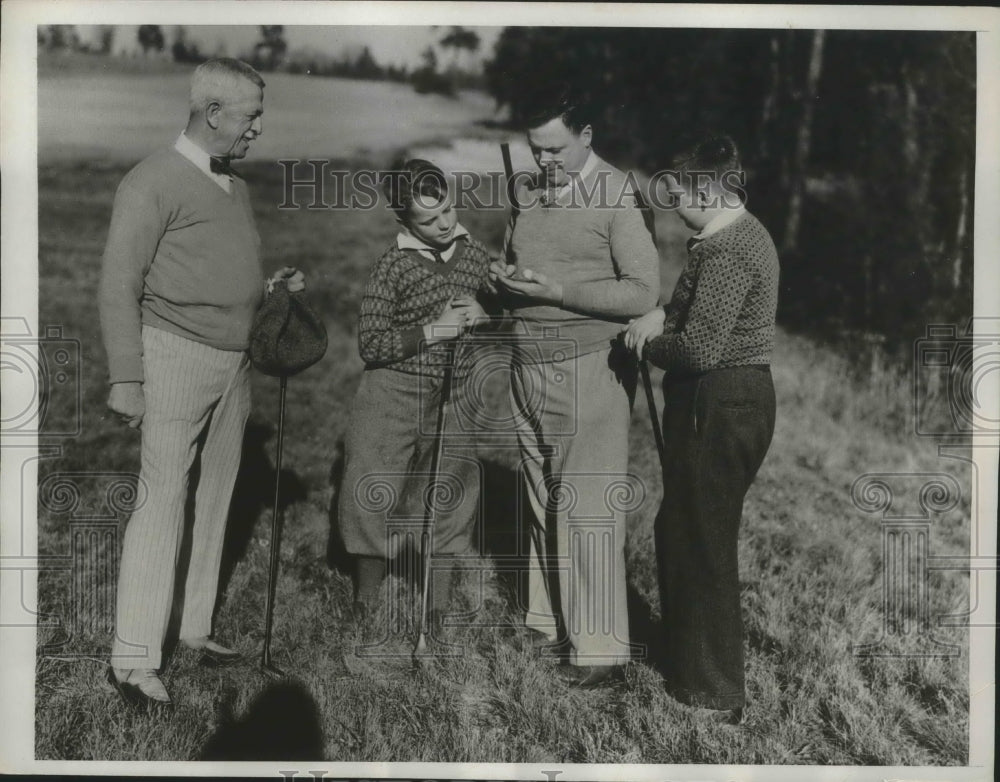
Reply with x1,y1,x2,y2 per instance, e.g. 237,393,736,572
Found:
268,266,306,293
486,260,516,293
623,307,667,357
107,382,145,429
495,268,564,305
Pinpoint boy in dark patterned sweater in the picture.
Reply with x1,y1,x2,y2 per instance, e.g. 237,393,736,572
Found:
624,134,779,722
338,159,493,624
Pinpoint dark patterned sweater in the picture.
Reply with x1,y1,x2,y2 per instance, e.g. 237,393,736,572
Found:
357,235,494,377
645,211,779,377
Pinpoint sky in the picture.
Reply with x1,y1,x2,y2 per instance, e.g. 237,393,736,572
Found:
93,25,503,70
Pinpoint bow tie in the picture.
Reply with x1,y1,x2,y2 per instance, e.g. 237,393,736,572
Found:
209,157,231,176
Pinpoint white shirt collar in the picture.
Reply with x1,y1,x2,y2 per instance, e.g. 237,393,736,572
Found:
693,205,747,241
396,223,470,262
552,150,598,202
174,132,231,193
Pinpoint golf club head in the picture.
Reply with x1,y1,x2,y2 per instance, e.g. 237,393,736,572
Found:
260,660,286,678
411,633,430,671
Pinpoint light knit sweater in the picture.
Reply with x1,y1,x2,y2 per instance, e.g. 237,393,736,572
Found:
503,154,660,362
99,148,264,383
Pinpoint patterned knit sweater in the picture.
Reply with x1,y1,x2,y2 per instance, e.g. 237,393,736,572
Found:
645,211,779,377
357,235,494,377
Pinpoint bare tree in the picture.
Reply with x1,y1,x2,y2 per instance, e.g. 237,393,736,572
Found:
782,29,825,254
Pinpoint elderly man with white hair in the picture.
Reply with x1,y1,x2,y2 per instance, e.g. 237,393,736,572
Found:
99,58,304,709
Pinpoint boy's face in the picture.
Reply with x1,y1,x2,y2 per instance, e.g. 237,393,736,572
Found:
663,174,707,231
527,117,593,188
403,194,459,250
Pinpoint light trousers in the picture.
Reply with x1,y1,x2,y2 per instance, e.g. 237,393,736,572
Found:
511,346,635,666
111,325,250,670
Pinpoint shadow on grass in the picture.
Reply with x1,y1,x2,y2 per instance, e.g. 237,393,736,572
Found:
219,417,308,595
626,581,662,670
479,457,523,606
198,679,324,761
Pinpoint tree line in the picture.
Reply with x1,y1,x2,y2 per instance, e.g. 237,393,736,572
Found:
38,25,483,97
485,28,975,355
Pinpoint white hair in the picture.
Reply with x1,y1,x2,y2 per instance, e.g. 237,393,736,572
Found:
189,58,265,114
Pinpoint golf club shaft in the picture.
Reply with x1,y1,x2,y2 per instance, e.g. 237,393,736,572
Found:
414,343,457,654
639,359,666,468
262,375,288,668
500,142,519,218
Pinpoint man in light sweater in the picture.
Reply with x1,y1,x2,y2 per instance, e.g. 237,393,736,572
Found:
99,58,303,708
490,86,660,687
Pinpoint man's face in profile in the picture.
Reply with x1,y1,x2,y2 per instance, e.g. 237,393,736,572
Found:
527,116,592,188
215,80,264,160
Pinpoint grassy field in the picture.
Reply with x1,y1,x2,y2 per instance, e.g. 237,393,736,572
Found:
37,56,505,166
33,154,971,765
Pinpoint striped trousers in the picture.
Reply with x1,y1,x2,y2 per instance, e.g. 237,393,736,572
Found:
111,325,250,670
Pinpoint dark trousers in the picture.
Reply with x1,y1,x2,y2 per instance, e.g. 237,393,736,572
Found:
656,365,775,709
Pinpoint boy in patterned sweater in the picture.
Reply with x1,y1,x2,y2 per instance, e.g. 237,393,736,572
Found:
338,159,493,627
624,134,779,722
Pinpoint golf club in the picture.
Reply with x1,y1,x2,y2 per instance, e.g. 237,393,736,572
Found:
500,141,519,218
261,374,288,677
412,340,459,666
639,359,665,470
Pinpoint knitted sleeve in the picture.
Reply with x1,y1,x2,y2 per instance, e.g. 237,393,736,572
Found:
463,241,505,331
644,247,753,374
560,199,660,318
357,250,426,365
98,179,168,384
660,260,697,334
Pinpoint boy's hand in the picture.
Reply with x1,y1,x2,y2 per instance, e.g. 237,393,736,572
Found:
623,308,667,356
268,266,306,293
495,268,563,305
452,295,488,327
107,382,145,429
424,298,469,343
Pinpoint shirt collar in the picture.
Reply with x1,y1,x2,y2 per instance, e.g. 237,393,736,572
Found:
174,132,231,192
692,205,747,242
553,150,598,200
396,223,469,262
